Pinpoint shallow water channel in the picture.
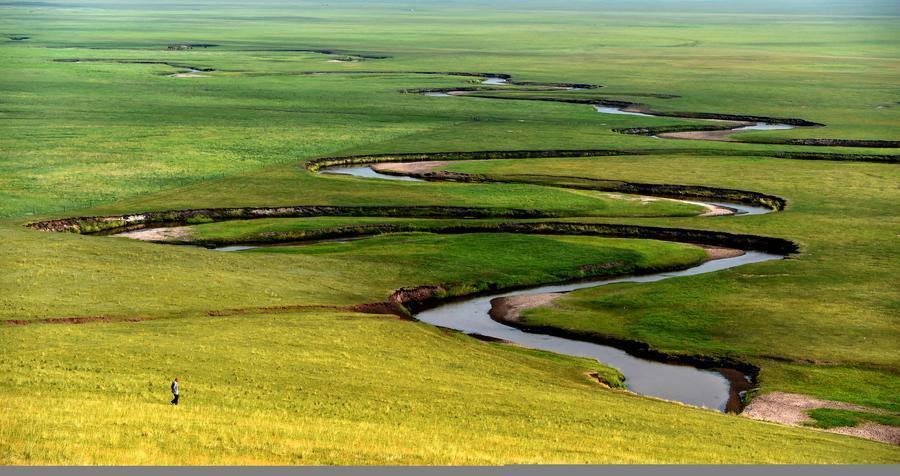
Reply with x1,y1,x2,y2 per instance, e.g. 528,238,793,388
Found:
420,87,797,136
592,105,797,133
322,166,424,182
481,77,508,85
416,251,782,412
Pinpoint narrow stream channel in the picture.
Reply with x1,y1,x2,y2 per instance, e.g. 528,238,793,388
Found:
420,86,798,138
322,166,425,181
593,105,656,117
416,251,782,412
482,77,508,85
592,105,797,133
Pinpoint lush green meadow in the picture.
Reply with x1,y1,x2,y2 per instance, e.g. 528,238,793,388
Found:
1,0,898,464
2,0,898,218
444,154,900,410
1,229,708,320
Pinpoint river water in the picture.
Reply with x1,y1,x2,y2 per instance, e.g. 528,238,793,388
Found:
416,251,782,411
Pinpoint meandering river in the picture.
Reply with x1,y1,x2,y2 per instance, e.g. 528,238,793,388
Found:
112,160,779,411
417,251,782,412
314,164,779,411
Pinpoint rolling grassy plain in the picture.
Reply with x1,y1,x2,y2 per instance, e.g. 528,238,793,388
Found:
1,0,898,464
443,155,900,411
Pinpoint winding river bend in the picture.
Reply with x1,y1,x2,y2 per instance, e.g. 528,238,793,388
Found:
38,156,787,412
428,90,800,141
321,164,771,216
316,164,779,411
100,161,779,411
417,251,782,412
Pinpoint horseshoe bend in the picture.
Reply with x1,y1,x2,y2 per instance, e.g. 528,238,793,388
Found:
2,0,899,467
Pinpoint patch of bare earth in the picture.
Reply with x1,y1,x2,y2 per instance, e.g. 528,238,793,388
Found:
830,423,900,445
696,203,735,216
114,226,191,242
621,105,654,115
697,245,745,260
372,161,449,175
489,293,562,323
619,195,733,217
605,193,733,217
743,391,899,445
658,130,738,142
642,197,736,217
657,121,751,142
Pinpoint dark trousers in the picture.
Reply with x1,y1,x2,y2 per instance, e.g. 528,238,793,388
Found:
171,394,179,405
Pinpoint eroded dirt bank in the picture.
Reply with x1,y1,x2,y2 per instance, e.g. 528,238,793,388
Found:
371,161,449,175
26,205,558,234
113,226,191,241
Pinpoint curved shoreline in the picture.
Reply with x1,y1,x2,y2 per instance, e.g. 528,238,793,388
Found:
482,249,759,411
410,249,783,412
24,203,792,410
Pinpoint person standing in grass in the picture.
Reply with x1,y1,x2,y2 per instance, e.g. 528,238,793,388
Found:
170,377,180,405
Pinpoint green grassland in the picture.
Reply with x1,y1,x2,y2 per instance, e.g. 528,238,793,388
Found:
1,229,707,320
1,0,899,465
807,409,900,430
2,1,898,218
444,155,900,410
6,312,897,465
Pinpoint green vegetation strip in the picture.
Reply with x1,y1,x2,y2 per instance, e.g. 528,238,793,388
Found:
370,168,786,210
27,210,799,254
806,409,900,430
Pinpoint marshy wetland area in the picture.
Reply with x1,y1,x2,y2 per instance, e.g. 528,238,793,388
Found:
1,0,899,466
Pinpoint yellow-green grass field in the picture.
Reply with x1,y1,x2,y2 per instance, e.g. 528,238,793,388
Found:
2,312,896,465
1,0,898,465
